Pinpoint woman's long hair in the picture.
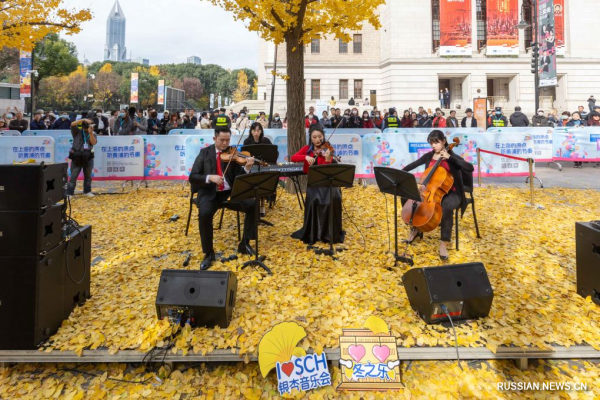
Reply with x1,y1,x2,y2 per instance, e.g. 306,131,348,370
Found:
249,122,264,142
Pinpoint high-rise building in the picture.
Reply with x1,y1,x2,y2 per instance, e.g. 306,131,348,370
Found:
131,57,150,66
104,0,127,62
187,56,202,65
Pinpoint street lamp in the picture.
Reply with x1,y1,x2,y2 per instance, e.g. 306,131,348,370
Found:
86,73,96,107
517,1,539,112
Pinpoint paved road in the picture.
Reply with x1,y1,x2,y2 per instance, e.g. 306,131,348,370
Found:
482,161,600,189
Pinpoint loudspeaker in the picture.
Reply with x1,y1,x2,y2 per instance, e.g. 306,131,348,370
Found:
0,244,65,350
576,221,600,306
0,204,64,256
63,225,92,319
156,270,237,328
0,163,67,211
402,262,494,324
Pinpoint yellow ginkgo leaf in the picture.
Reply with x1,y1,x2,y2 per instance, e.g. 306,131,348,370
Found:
258,322,307,378
344,366,354,380
363,316,390,335
292,347,306,357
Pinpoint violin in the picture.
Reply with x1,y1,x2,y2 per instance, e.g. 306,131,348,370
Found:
400,137,461,232
313,140,341,162
220,147,268,166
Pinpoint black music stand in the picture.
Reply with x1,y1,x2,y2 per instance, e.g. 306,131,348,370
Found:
374,167,421,266
240,144,279,167
306,164,355,259
230,171,280,275
241,144,280,226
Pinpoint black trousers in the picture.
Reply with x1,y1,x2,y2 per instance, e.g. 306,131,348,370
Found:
440,192,461,242
197,191,256,255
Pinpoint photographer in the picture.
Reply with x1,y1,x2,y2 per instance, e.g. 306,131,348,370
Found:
67,118,97,198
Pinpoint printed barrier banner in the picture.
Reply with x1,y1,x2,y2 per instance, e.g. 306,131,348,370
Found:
168,129,214,135
324,128,382,136
486,0,519,56
23,130,72,140
0,136,55,164
384,127,486,135
439,0,473,56
1,131,22,136
487,127,554,161
94,136,144,180
184,135,215,175
142,135,189,179
552,127,600,162
360,132,534,177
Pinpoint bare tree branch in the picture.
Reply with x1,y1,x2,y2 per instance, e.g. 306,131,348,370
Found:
242,6,276,31
2,21,78,31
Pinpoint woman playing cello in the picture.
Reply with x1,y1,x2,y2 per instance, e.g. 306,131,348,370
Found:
290,124,344,245
402,130,474,260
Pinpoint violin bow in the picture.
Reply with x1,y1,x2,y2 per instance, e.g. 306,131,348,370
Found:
221,125,249,177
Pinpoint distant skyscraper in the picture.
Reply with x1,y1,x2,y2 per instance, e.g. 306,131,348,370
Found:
104,0,127,62
187,56,202,65
131,57,150,66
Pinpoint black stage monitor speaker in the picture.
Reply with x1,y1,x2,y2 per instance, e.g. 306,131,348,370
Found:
63,225,92,319
0,244,65,350
402,262,493,324
0,163,67,211
156,270,237,328
0,203,64,256
576,221,600,306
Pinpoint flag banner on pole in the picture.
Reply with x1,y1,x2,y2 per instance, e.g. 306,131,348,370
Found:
553,0,565,56
131,73,139,103
157,80,165,105
19,50,32,98
538,0,557,87
440,0,472,56
486,0,519,55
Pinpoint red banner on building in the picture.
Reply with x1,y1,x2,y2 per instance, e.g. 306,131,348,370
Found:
486,0,519,55
440,0,472,56
554,0,564,55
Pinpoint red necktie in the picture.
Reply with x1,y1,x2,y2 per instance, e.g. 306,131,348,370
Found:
216,152,224,191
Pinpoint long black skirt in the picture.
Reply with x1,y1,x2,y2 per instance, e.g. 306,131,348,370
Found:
291,186,345,245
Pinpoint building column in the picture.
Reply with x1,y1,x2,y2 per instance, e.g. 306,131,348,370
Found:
518,0,527,54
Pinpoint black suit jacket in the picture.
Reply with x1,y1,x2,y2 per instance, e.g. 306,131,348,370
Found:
189,145,248,205
93,116,110,135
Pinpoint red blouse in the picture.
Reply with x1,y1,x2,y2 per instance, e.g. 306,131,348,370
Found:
291,145,334,174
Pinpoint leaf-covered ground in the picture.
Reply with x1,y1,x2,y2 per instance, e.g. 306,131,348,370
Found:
41,184,600,357
2,359,599,399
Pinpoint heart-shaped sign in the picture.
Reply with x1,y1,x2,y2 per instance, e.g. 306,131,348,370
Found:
348,345,366,363
281,362,294,377
372,345,390,363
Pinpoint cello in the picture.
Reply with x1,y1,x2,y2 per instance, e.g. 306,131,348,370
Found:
401,137,461,232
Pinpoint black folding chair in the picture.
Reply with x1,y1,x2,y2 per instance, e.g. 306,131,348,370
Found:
185,187,242,241
454,185,481,251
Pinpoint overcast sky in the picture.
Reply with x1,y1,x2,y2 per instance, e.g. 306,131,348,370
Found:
60,0,259,71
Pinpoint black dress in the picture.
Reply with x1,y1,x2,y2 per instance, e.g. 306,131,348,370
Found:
290,146,345,245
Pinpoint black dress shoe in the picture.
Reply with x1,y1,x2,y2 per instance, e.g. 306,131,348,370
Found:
200,252,215,270
237,242,255,255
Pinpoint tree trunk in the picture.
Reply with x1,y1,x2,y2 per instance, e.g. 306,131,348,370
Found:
285,30,306,192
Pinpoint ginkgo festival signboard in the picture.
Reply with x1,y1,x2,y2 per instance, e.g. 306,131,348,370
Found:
258,322,332,396
337,316,404,391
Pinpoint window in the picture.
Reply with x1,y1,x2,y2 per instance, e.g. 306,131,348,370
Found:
311,39,320,54
339,39,348,54
354,80,363,99
353,34,362,53
311,80,320,100
476,0,487,51
432,0,440,51
339,80,348,99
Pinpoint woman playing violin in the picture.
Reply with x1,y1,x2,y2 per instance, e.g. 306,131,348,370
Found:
290,124,345,245
402,130,474,260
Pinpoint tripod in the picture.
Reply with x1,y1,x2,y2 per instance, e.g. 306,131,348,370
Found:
230,171,280,275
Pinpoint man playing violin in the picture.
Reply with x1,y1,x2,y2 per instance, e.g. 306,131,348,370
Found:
189,127,256,270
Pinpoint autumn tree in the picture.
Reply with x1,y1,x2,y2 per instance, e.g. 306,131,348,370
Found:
232,70,250,103
182,77,204,102
207,0,384,158
0,0,92,50
94,69,121,110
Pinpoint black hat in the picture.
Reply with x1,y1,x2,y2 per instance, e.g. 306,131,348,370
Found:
465,108,473,113
219,107,226,112
495,106,502,111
